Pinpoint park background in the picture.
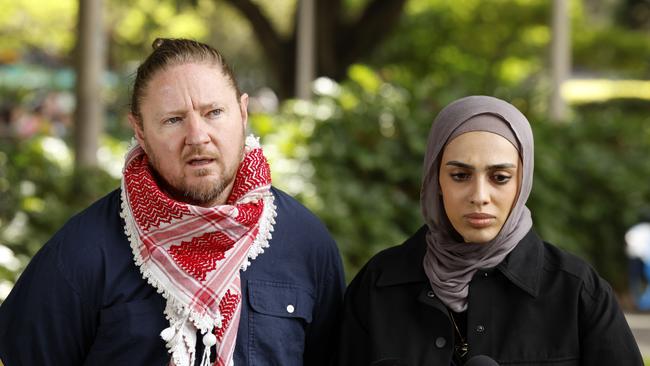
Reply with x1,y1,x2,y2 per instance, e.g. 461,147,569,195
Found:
0,0,649,359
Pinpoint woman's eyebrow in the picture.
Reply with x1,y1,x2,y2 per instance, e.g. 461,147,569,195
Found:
488,163,517,170
444,161,516,170
445,161,473,169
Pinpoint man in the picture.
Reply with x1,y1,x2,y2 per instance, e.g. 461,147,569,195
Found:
0,38,345,366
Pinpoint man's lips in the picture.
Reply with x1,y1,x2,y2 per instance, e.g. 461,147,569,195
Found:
186,156,216,166
464,213,496,228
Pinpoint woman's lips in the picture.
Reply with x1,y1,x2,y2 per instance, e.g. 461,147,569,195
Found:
464,213,495,228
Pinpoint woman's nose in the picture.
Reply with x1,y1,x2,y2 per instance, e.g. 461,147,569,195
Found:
469,178,490,206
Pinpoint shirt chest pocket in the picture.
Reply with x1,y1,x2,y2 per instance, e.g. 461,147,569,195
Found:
247,280,315,366
87,298,168,365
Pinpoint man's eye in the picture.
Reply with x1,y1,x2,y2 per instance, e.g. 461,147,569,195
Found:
451,173,470,181
164,116,182,124
207,109,223,118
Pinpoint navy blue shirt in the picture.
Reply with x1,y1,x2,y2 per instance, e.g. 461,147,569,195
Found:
0,187,345,366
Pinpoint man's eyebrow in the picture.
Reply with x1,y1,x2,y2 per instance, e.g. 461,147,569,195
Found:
444,161,517,170
155,103,222,118
198,102,222,110
157,108,186,117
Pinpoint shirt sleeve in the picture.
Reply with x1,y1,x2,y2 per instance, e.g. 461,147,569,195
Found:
579,273,643,366
0,243,96,366
303,237,346,366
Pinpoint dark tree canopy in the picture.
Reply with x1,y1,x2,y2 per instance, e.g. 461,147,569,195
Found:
220,0,408,99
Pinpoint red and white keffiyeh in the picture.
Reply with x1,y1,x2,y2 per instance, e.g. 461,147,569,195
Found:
120,135,276,366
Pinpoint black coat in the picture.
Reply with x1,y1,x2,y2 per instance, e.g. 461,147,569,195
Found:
337,227,642,366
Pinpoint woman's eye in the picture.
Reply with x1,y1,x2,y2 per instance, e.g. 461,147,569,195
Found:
451,173,470,181
492,174,511,184
164,116,182,124
207,109,223,118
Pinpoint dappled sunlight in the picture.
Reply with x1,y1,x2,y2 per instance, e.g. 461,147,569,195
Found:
313,77,341,98
1,212,28,244
39,136,72,171
0,281,10,304
97,136,129,179
564,79,650,103
0,245,19,273
499,57,535,85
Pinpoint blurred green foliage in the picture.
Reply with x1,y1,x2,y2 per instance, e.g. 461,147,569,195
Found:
0,136,120,285
1,0,650,297
253,71,650,289
0,0,77,60
249,0,650,287
531,101,650,289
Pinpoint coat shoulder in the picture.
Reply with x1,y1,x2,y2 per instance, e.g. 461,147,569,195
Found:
357,226,428,286
541,240,605,297
369,228,426,267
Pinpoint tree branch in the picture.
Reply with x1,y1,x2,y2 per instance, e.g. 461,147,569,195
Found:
315,0,342,77
337,0,408,78
220,0,288,68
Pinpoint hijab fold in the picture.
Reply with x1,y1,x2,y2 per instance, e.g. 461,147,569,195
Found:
420,96,534,312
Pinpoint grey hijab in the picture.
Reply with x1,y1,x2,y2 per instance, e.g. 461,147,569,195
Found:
421,95,534,312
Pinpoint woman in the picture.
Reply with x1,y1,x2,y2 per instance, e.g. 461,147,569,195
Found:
337,96,642,366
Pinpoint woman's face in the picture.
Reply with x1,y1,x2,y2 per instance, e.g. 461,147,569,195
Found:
438,131,520,243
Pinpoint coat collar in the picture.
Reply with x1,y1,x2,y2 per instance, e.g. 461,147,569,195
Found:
376,226,544,298
495,229,543,298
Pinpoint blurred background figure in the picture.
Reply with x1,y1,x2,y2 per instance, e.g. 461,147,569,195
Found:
626,208,650,311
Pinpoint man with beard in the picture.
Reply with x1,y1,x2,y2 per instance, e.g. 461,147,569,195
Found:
0,38,345,366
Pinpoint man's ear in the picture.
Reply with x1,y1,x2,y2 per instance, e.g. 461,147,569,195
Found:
239,93,249,130
128,113,146,147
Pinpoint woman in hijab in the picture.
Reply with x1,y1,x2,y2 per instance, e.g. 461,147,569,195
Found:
337,96,642,366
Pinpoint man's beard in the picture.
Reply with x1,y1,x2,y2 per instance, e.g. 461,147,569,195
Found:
145,143,244,207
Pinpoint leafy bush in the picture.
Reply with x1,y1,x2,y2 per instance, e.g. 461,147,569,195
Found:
253,72,650,289
0,135,120,292
531,100,650,289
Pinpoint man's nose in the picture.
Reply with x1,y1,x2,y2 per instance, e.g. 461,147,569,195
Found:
185,113,210,145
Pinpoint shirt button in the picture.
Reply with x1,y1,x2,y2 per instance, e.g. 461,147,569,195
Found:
475,325,485,333
435,336,446,348
483,272,488,277
286,304,295,314
426,291,435,298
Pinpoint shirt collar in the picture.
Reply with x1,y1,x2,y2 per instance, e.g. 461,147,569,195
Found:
376,226,543,298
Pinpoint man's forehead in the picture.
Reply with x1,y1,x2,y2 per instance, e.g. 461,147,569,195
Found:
156,63,229,86
142,65,238,110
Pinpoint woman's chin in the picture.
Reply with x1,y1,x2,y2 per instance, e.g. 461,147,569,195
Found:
460,228,499,244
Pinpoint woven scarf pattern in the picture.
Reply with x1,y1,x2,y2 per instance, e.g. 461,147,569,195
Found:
120,135,276,366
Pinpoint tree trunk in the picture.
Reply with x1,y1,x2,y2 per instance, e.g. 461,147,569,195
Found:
550,0,570,121
295,0,316,100
74,0,106,169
